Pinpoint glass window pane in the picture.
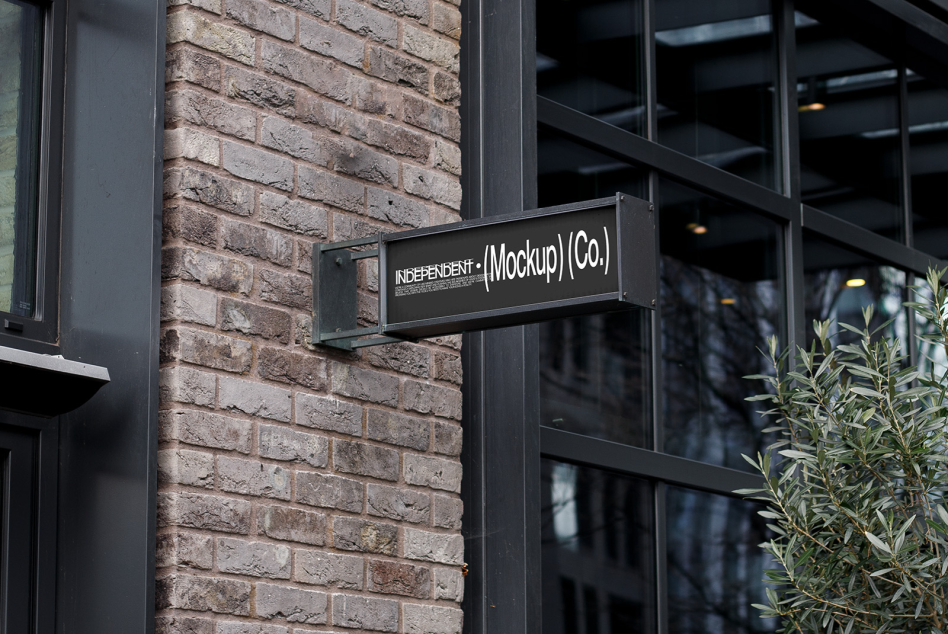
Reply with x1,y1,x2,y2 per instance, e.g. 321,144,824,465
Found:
803,233,907,349
0,0,41,317
667,487,776,634
911,278,948,379
541,312,652,449
538,128,652,448
542,459,655,634
656,0,780,190
536,0,646,136
907,68,948,258
660,179,782,471
795,9,902,239
537,127,647,208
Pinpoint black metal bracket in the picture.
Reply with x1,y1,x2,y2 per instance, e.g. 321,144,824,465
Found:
312,235,413,349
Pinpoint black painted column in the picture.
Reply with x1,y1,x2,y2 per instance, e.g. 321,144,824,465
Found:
460,0,541,629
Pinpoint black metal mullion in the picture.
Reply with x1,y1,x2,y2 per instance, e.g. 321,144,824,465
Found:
644,1,666,629
773,0,792,198
654,480,668,634
538,97,796,223
644,0,657,143
898,65,921,369
899,64,914,249
777,0,807,350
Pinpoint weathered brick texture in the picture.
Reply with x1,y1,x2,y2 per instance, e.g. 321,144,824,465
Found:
159,0,464,627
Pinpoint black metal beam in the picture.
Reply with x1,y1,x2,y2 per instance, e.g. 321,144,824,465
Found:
537,97,797,223
540,427,764,497
802,205,948,276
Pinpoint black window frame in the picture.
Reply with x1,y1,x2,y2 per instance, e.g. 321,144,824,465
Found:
0,0,65,354
460,0,948,632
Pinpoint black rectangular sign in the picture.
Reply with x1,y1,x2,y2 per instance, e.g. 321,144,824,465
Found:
379,193,655,339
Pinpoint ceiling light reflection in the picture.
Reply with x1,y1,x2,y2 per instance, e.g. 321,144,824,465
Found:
846,278,866,288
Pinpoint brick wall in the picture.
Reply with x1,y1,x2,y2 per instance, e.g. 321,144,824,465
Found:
156,0,464,627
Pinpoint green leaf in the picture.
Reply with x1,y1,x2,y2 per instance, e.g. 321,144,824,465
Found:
778,450,813,460
865,532,892,554
851,387,885,398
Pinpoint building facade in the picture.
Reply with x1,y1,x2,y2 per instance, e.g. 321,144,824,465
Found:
3,0,948,632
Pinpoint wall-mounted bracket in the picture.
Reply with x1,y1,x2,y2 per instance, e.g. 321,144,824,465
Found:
313,235,415,349
314,193,656,348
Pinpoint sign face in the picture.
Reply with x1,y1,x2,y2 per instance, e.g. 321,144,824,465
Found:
380,194,655,339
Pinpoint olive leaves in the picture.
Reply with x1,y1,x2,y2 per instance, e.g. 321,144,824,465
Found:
742,269,948,634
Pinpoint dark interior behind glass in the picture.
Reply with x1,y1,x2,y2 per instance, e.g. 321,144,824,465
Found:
536,0,646,136
656,0,780,190
803,233,907,348
908,68,948,258
795,8,903,240
660,179,782,471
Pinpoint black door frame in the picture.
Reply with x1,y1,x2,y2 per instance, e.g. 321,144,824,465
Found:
0,415,58,634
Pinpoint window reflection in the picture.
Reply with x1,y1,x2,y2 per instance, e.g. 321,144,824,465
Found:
667,487,776,634
908,69,948,258
656,0,779,190
911,279,948,380
0,0,42,316
538,128,653,449
541,460,655,634
537,127,646,208
541,312,652,449
796,8,902,239
536,0,646,135
803,234,907,349
660,180,782,471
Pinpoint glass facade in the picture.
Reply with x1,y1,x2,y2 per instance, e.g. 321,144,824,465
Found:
803,234,908,347
656,0,780,190
908,68,948,258
659,180,782,470
0,0,41,317
531,0,948,632
796,9,903,239
536,0,646,136
666,487,775,634
541,460,655,634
